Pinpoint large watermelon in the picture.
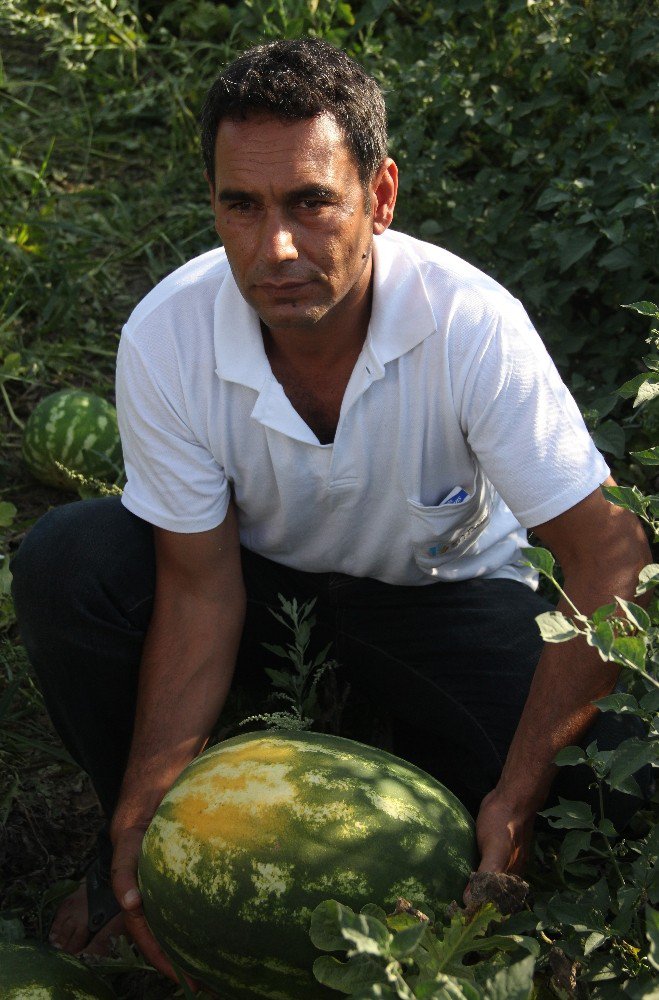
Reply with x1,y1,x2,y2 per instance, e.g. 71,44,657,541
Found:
22,389,124,492
0,940,116,998
138,729,477,999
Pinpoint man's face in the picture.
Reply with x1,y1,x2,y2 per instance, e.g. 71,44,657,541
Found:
209,113,389,334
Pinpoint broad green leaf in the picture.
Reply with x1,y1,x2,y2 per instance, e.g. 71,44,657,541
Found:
610,635,648,670
560,829,593,865
584,930,609,955
593,692,639,714
389,920,428,959
640,689,659,713
600,246,637,271
416,977,483,1000
637,564,659,596
539,797,594,830
310,899,357,952
554,745,587,766
632,448,659,466
619,373,649,399
520,546,555,578
608,738,659,791
362,903,388,923
556,231,598,272
636,379,659,408
586,620,614,659
598,819,617,838
342,924,392,958
602,485,648,516
313,954,392,992
646,906,659,971
592,420,625,458
535,611,580,643
619,588,655,626
0,502,16,528
484,955,535,1000
623,301,659,318
592,603,618,624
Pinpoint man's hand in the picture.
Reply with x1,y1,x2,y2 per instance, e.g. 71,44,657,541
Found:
465,788,535,904
111,823,198,988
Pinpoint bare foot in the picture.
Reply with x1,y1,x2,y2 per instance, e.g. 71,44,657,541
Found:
49,881,125,956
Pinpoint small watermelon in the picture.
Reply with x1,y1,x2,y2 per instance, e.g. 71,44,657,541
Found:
0,940,116,998
22,389,124,492
138,729,477,999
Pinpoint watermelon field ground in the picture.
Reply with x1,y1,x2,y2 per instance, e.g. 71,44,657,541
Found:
1,1,658,998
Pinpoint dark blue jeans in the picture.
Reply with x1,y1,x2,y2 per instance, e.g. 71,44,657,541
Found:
11,497,648,828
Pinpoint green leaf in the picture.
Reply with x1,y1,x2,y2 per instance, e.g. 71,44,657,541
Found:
560,829,593,864
362,903,388,923
593,692,639,714
484,955,535,1000
539,797,594,830
556,231,598,272
610,635,648,670
390,921,428,959
615,598,651,631
632,448,659,466
535,611,580,643
520,546,555,578
608,738,658,791
637,564,659,595
602,485,648,517
646,906,659,971
592,420,626,458
313,953,392,992
310,899,357,952
417,977,483,1000
586,620,615,659
600,246,637,271
0,502,17,528
636,379,659,407
623,301,659,318
619,373,649,399
554,746,587,766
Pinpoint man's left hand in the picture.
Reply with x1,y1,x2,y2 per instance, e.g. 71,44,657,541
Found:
464,787,534,904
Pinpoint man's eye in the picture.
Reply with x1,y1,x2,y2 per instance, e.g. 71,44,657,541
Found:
228,201,254,212
299,198,330,210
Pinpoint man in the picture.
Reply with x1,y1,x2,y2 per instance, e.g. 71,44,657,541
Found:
12,38,651,981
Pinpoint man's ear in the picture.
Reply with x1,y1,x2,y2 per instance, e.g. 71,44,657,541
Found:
371,158,398,236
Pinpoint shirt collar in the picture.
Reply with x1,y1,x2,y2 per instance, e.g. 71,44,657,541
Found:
213,229,438,390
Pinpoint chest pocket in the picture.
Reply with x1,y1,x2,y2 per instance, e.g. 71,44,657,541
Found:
406,469,494,573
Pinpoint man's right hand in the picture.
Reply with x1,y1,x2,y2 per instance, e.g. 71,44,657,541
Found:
111,823,197,987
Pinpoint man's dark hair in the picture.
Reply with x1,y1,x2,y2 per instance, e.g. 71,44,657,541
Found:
199,38,388,187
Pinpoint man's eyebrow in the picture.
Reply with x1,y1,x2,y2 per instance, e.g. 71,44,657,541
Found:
217,188,257,203
217,185,339,204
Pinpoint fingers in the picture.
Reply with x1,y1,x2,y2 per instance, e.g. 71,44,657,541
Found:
111,827,190,985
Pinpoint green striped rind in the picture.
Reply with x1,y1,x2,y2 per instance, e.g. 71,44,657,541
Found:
22,390,123,491
139,730,477,1000
0,941,116,999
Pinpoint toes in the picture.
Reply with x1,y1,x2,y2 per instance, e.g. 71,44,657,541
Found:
49,884,90,954
79,912,126,957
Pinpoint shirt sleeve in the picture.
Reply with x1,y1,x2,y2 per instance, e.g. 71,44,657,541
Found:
453,299,610,528
116,327,230,533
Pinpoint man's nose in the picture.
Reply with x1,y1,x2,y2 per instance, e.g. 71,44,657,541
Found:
261,213,298,263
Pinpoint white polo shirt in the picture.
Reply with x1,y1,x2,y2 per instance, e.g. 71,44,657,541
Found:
116,229,609,587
